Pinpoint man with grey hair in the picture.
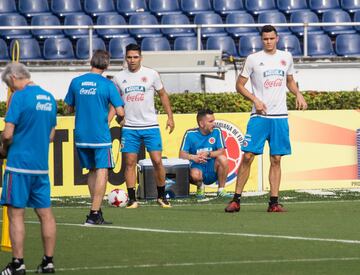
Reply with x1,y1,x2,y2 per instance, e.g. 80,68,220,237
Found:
64,50,125,225
0,62,57,274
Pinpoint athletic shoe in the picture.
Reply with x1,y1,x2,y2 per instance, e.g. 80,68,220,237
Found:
267,203,286,212
84,213,112,226
195,188,205,199
157,197,172,208
35,262,55,274
224,200,240,213
126,200,139,209
217,189,233,198
1,262,26,275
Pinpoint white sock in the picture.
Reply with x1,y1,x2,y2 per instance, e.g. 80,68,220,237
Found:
218,187,224,193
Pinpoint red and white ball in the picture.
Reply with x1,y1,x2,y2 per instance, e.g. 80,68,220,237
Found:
107,189,129,207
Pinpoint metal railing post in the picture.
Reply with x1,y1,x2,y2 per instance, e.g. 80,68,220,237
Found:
303,23,308,57
88,26,93,61
197,25,202,51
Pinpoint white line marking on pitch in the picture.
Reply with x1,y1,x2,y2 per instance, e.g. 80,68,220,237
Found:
25,221,360,245
27,257,360,272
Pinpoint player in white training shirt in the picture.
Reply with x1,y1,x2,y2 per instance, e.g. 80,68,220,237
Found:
110,44,175,208
225,25,307,213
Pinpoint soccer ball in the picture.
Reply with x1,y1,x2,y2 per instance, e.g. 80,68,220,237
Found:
107,189,129,207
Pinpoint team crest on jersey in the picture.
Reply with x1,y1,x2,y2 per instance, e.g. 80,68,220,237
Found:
208,137,215,144
141,76,147,83
280,59,287,66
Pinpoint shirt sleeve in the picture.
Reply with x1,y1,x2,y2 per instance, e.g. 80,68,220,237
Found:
287,52,295,75
240,55,253,79
215,128,226,150
109,82,124,108
52,97,57,127
5,93,21,125
64,80,75,106
180,131,191,152
153,70,164,91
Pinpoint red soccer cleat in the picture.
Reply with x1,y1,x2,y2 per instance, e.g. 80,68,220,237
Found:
267,203,286,212
225,201,240,213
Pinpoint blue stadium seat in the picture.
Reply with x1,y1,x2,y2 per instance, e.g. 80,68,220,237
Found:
116,0,148,17
206,35,238,57
0,0,17,14
76,37,106,59
307,34,334,56
238,35,262,57
161,13,194,38
31,14,64,40
278,34,302,56
149,0,182,16
128,13,162,38
257,11,291,34
277,0,308,14
322,9,355,36
341,0,360,13
335,33,360,56
309,0,340,14
109,37,137,59
96,14,129,39
290,10,324,36
244,0,277,15
19,0,51,18
226,12,258,38
10,38,42,60
43,37,75,60
194,12,226,38
0,14,32,40
354,11,360,31
0,39,10,60
180,0,212,16
141,37,171,51
174,36,202,50
84,0,116,17
64,14,95,40
50,0,83,17
213,0,246,15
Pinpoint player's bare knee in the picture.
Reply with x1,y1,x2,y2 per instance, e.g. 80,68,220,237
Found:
216,155,228,167
190,169,202,182
270,155,281,166
242,152,255,164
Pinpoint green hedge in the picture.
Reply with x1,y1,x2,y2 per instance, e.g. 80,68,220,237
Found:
0,92,359,116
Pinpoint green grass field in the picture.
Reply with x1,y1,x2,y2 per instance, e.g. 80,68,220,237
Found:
1,191,360,275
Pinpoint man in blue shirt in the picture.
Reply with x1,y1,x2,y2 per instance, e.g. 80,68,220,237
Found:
0,63,57,274
65,50,125,225
179,109,231,199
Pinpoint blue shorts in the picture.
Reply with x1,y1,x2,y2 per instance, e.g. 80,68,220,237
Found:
77,147,115,169
242,116,291,155
191,159,218,185
121,127,162,153
0,171,51,208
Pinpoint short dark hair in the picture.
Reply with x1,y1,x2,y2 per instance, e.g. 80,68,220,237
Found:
260,25,278,36
125,43,141,55
90,50,110,70
196,109,214,124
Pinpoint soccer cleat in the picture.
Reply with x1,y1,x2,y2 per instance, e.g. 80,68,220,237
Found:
217,189,233,198
84,213,112,226
224,200,240,213
157,197,172,208
35,262,55,274
1,263,26,275
195,188,205,199
126,200,139,209
267,203,286,213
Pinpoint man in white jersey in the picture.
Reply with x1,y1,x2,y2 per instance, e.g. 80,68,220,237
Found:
225,25,307,213
110,44,175,208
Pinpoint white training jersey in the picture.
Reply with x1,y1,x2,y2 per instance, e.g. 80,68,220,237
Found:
241,50,294,117
113,66,163,128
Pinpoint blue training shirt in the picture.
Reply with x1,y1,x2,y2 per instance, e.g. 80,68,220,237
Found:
65,73,124,148
5,85,57,174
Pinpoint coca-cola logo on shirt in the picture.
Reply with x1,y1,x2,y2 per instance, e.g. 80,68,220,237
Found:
126,93,145,102
264,78,283,89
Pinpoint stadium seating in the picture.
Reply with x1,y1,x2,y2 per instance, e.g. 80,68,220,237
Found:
309,0,340,14
116,0,148,17
161,13,195,38
335,33,360,56
244,0,277,15
257,11,291,34
194,12,226,37
10,38,42,60
307,34,334,56
322,9,355,35
148,0,182,16
0,14,32,40
225,12,258,37
109,37,137,59
31,14,64,40
43,37,75,59
341,0,360,13
84,0,116,18
96,14,129,39
50,0,83,17
238,35,262,57
180,0,212,16
354,11,360,31
129,13,162,38
76,37,106,59
277,0,308,14
278,34,302,56
290,10,324,36
64,14,95,40
174,36,201,50
0,0,17,14
212,0,246,15
206,35,238,56
141,36,171,51
18,0,51,18
0,39,10,60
